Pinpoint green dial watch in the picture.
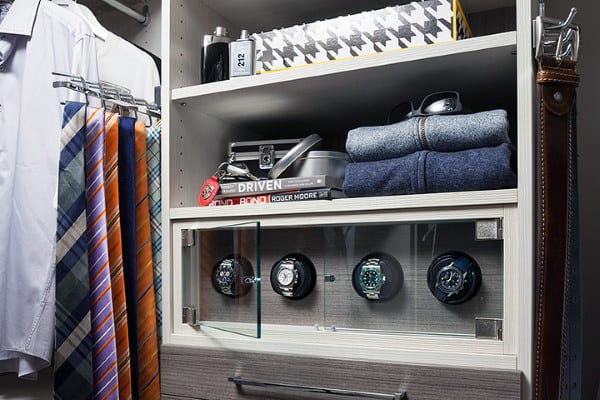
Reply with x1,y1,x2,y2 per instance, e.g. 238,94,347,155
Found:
358,259,386,300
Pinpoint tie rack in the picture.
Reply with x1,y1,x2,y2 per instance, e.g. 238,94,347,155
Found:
52,72,161,123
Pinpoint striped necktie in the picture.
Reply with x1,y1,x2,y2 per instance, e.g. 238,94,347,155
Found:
145,123,162,343
118,116,139,400
134,121,161,400
54,102,93,400
104,112,133,400
85,107,119,400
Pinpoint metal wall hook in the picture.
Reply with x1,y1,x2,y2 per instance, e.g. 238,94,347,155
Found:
534,6,580,62
548,7,577,30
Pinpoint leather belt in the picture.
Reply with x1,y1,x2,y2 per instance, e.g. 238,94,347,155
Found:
534,56,579,400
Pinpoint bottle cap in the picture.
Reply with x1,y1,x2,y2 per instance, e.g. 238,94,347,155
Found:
240,29,250,40
214,26,229,37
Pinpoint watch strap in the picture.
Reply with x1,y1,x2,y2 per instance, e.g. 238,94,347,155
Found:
534,56,579,400
453,256,471,272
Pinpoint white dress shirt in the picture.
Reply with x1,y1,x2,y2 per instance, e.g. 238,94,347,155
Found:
0,0,99,378
95,31,160,104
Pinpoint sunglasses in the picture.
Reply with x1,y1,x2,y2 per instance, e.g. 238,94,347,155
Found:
387,91,465,124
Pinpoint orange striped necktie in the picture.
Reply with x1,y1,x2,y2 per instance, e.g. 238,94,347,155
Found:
134,121,161,399
104,112,133,400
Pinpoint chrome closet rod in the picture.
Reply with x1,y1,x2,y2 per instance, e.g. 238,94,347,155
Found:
228,376,407,400
97,0,149,25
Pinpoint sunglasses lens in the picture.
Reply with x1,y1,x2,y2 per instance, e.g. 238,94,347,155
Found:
388,102,414,124
421,93,460,115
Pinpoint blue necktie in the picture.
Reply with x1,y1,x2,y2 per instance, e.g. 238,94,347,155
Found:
54,102,93,400
118,116,140,400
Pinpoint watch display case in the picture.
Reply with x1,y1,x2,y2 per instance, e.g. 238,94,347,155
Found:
178,218,504,339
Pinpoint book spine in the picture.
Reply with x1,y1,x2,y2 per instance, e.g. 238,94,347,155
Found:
208,189,341,207
219,176,340,197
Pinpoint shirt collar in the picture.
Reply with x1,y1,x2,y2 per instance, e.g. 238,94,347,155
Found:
0,0,41,36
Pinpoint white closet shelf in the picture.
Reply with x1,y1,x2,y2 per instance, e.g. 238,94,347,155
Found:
171,32,517,132
169,189,517,221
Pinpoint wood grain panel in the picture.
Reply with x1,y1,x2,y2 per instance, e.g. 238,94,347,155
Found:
160,346,521,400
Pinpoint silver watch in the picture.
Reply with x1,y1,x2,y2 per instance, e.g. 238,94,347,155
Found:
275,258,299,297
216,259,235,295
359,259,386,300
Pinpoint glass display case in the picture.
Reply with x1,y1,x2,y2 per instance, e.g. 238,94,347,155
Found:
179,218,504,340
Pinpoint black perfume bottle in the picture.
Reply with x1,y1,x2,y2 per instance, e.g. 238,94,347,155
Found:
201,26,231,83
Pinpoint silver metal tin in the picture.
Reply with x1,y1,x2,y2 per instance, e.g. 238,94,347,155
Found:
287,151,350,181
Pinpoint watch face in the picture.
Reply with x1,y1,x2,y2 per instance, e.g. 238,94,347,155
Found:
437,266,464,294
216,263,235,287
277,266,295,286
360,268,382,291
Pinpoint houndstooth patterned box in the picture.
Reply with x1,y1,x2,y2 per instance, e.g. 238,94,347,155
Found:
252,0,472,74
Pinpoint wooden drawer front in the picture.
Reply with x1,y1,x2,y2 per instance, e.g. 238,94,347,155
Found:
160,345,521,400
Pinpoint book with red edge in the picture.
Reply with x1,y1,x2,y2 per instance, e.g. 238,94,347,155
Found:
208,188,345,207
218,175,342,198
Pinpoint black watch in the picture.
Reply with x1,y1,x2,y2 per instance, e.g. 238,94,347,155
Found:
427,251,482,305
212,255,254,298
270,254,316,300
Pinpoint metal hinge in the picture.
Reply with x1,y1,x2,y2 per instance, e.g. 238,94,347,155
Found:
476,318,503,340
182,229,195,247
182,306,198,325
475,219,503,241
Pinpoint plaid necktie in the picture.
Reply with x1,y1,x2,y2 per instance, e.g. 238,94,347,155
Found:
118,116,139,399
145,123,162,343
85,107,119,400
134,121,161,400
104,112,133,400
54,102,93,400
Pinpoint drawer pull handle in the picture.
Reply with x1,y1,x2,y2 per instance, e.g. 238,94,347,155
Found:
228,376,407,400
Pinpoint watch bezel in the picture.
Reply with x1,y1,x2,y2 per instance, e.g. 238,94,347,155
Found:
435,263,466,295
276,261,298,288
358,263,384,293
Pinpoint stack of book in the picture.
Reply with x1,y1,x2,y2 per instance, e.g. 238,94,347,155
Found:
207,175,345,207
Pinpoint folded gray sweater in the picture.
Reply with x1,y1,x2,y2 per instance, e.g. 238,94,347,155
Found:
342,143,516,197
346,110,510,162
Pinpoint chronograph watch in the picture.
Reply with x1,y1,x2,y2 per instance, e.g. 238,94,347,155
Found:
427,251,482,305
270,254,316,300
212,255,255,298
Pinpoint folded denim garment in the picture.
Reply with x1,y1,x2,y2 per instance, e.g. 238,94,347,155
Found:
342,143,516,197
346,110,510,162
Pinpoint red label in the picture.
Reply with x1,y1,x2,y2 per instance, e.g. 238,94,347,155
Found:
198,176,220,206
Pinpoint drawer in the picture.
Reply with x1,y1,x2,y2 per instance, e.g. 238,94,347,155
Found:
160,345,521,400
